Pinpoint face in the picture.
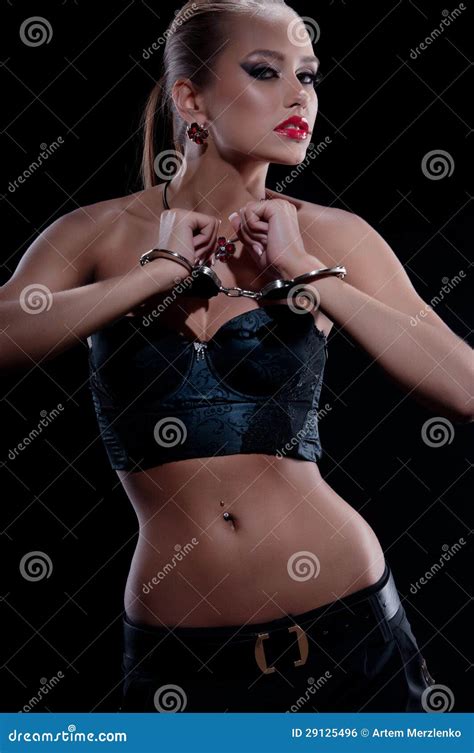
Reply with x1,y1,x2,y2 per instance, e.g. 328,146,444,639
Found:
202,9,320,165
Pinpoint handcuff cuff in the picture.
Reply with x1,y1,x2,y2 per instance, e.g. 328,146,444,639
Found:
139,248,347,301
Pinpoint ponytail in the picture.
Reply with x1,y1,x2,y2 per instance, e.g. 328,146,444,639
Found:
140,75,166,190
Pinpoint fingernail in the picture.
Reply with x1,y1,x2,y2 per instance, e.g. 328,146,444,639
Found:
252,243,263,256
228,212,239,222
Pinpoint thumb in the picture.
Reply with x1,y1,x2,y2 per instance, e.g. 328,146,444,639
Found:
228,212,241,233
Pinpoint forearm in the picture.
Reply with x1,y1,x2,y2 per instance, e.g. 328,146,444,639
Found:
282,256,473,421
0,261,180,371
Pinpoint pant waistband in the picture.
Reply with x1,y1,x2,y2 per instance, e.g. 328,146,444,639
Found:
122,564,401,675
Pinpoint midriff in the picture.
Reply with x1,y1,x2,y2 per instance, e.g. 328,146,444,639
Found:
119,453,385,628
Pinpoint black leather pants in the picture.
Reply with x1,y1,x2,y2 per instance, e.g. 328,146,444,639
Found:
119,564,436,712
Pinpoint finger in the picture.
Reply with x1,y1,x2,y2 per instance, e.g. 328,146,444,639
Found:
193,218,220,253
242,204,269,235
241,206,268,243
239,208,267,249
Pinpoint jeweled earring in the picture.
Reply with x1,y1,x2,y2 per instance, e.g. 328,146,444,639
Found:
187,121,209,145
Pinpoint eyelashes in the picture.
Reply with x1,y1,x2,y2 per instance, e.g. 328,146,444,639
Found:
249,66,323,88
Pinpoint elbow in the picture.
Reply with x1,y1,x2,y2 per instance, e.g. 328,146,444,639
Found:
451,403,474,424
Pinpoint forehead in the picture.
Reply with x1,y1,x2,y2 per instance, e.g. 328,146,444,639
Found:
222,10,316,62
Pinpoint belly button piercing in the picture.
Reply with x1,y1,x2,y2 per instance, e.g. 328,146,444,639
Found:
220,501,236,530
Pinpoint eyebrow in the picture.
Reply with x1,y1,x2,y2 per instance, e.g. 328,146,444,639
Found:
244,49,320,66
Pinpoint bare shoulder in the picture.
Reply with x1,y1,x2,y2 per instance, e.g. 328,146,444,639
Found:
71,185,166,280
265,188,360,266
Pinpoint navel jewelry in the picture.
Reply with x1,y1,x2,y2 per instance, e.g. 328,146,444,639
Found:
219,501,236,530
161,180,270,265
223,511,236,529
187,121,209,145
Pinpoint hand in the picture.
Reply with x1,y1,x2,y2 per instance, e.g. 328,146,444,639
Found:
158,208,220,268
228,198,321,277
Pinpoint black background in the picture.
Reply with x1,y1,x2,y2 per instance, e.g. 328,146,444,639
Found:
1,0,472,712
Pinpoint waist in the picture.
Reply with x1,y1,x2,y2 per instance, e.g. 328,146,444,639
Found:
122,562,399,677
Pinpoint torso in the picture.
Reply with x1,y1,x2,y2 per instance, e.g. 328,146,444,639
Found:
89,183,385,627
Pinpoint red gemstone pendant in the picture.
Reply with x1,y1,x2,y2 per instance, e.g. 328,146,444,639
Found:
215,236,236,261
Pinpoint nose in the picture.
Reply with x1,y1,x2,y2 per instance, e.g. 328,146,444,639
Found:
284,75,310,110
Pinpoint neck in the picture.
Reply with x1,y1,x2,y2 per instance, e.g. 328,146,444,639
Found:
163,149,270,223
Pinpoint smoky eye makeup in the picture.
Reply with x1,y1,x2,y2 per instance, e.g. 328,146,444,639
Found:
240,61,322,86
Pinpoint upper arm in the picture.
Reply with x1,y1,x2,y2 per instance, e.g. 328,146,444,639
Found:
301,206,453,332
0,206,104,301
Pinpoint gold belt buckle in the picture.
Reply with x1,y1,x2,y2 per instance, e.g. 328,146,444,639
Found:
254,624,309,674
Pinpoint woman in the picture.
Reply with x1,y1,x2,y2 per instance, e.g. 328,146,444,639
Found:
2,0,471,713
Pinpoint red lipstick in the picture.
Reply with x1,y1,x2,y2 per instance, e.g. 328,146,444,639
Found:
273,115,310,141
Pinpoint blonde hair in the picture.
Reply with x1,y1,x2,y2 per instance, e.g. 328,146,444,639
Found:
140,0,290,189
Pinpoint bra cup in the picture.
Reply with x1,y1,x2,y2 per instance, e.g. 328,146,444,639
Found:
88,305,328,471
209,313,325,398
89,327,193,404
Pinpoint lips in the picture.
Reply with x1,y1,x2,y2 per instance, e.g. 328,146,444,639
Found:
273,115,310,141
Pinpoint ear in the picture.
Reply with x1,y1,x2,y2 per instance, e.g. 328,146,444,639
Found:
171,78,209,123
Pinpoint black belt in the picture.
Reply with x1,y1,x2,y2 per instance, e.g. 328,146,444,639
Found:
123,569,402,678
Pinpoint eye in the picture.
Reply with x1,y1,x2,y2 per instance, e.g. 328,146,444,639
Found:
249,66,278,80
301,70,323,88
249,66,323,88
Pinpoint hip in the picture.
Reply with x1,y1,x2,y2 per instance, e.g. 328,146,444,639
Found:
120,563,437,712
